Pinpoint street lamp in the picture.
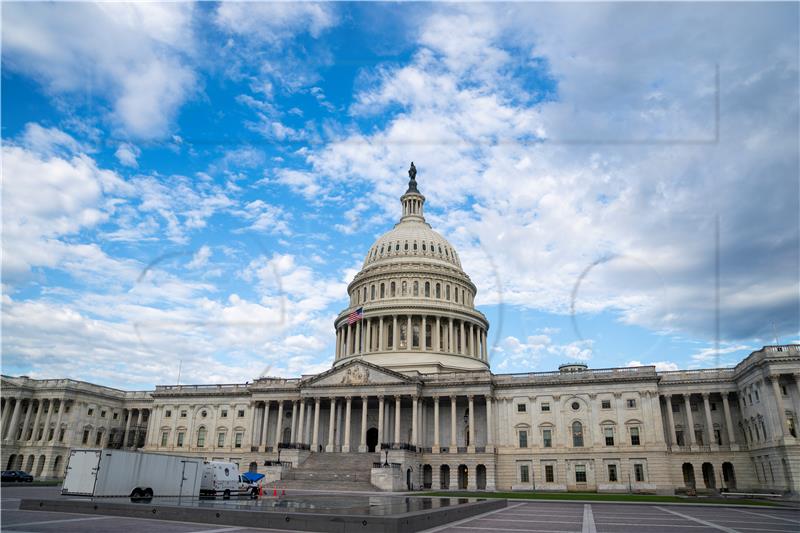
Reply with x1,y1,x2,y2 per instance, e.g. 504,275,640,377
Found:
383,448,390,467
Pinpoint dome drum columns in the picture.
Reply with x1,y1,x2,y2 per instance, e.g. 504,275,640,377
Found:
334,313,488,363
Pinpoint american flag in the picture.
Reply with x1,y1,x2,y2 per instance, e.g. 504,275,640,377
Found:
347,307,364,325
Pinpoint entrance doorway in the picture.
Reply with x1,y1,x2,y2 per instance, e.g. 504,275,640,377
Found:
702,462,716,489
458,465,468,489
366,427,378,452
722,462,736,489
406,468,412,490
682,463,696,488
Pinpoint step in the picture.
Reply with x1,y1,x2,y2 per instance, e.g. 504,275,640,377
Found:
264,479,377,491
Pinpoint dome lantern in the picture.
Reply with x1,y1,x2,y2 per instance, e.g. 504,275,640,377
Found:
400,162,425,222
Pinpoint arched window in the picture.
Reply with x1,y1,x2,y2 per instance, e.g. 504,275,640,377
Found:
422,243,426,252
380,245,384,254
390,282,396,297
371,285,375,300
413,241,418,251
380,283,385,298
446,285,450,300
404,241,409,251
462,289,465,303
401,281,407,296
572,421,584,447
197,427,207,448
425,282,430,297
413,281,419,296
436,283,441,298
455,287,459,302
395,243,400,251
363,287,367,302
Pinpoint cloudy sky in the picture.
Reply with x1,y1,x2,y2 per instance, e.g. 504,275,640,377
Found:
2,2,798,390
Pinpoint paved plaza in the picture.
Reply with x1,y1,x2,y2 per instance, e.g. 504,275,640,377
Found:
2,486,799,533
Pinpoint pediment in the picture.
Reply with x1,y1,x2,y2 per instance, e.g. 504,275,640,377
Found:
304,360,416,387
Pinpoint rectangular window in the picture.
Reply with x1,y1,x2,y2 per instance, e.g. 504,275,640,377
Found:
197,430,205,448
601,400,611,409
87,408,94,416
781,385,788,396
630,427,641,446
691,403,698,412
711,402,717,411
517,403,527,413
100,410,106,418
608,464,618,482
180,410,187,418
237,409,245,418
634,463,645,482
714,429,722,445
675,430,684,446
575,464,587,483
520,465,530,483
671,403,679,413
604,427,614,446
518,430,528,448
112,412,118,419
217,432,225,447
235,432,243,448
59,428,65,442
626,399,636,408
177,432,185,447
48,428,54,441
541,402,550,412
95,432,102,445
221,409,228,418
165,410,171,418
82,430,90,444
545,465,554,483
695,430,704,445
542,429,552,448
161,432,168,447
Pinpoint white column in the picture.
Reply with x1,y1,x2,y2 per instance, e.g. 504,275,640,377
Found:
19,400,33,444
298,400,306,444
486,397,494,450
665,395,678,446
52,401,66,445
326,398,336,452
407,315,412,349
702,393,715,447
28,400,43,443
684,394,697,446
448,319,454,353
394,396,401,445
355,320,362,354
392,315,398,351
290,400,298,443
261,402,270,449
343,397,352,452
722,393,736,446
433,396,440,451
411,396,419,446
468,323,474,356
359,396,368,452
274,401,284,448
40,400,55,444
422,316,427,350
450,396,457,448
482,330,488,360
346,324,352,355
377,396,384,449
459,321,465,354
312,398,321,451
378,317,384,351
468,395,475,451
4,398,22,441
435,317,441,351
249,403,260,447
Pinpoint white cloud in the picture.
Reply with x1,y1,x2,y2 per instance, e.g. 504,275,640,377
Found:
626,360,679,372
2,3,197,139
187,246,212,270
215,3,337,43
115,143,141,167
493,334,594,372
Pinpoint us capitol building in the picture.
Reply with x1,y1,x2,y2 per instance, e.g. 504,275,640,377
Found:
2,165,799,495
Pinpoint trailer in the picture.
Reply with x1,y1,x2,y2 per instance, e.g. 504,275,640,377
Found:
62,449,204,500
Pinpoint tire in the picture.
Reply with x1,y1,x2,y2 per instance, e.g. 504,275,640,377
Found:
223,489,231,500
130,488,143,502
142,488,153,502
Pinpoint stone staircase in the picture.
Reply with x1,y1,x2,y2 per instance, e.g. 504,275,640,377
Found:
265,452,381,491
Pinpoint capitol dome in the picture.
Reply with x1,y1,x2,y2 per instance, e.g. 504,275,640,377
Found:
333,163,489,374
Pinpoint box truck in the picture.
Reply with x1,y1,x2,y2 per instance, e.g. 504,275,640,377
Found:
62,449,204,500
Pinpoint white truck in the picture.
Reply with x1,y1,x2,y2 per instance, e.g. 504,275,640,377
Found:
200,461,257,499
62,449,204,500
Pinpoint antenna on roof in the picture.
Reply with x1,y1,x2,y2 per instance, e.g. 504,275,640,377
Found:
771,322,780,345
176,359,182,386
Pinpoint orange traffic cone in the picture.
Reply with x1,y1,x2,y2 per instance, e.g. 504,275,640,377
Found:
281,488,286,496
273,488,278,497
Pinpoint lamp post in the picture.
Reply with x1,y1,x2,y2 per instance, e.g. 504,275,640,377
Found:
383,448,390,467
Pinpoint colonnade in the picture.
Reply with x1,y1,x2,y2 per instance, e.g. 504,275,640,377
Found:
0,397,70,445
248,394,494,454
335,315,488,361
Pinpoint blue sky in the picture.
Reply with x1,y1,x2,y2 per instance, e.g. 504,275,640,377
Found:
2,2,798,390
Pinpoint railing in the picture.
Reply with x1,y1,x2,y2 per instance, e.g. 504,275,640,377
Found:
475,446,486,453
373,462,402,469
381,442,417,452
457,446,467,453
155,383,250,392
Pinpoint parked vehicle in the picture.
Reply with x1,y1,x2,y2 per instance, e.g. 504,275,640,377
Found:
1,470,33,483
200,461,256,499
62,449,204,501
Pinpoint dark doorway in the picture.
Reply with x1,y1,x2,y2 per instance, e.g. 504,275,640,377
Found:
722,462,736,490
476,464,487,490
682,463,696,488
406,468,412,490
458,464,468,489
440,465,450,489
367,427,378,452
702,462,716,489
423,464,432,489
